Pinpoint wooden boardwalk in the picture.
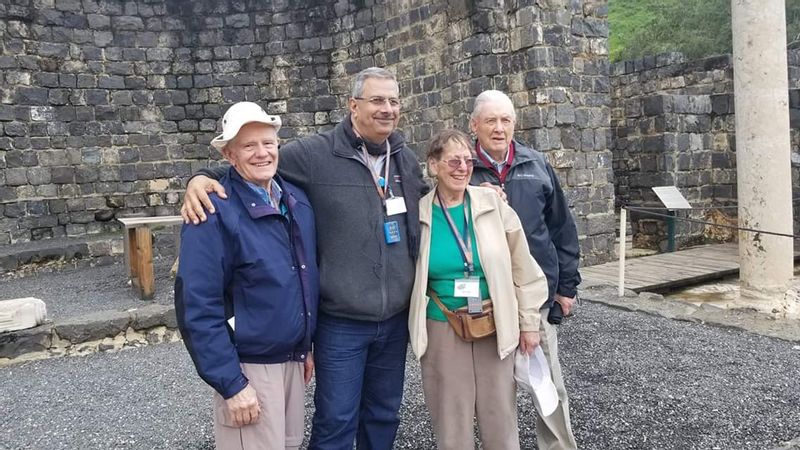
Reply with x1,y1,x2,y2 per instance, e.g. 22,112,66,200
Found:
581,243,798,293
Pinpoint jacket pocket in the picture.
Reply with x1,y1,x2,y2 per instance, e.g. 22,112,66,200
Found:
232,284,306,358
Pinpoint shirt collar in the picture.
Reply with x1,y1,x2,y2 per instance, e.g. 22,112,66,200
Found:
478,146,509,171
244,179,282,210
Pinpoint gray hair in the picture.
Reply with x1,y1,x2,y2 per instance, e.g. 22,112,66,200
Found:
351,67,397,98
471,90,517,121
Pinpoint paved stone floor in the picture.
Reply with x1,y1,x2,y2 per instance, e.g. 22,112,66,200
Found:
1,302,798,449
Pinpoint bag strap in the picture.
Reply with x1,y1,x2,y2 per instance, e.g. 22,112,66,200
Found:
427,288,459,320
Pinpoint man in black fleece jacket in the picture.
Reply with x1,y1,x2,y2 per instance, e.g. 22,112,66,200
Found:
182,68,428,449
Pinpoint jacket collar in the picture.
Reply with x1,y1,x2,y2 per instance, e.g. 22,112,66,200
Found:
332,115,407,158
420,185,497,226
473,139,535,171
228,167,297,219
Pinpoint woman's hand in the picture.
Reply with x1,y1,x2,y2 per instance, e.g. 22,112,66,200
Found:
518,331,541,355
181,175,227,224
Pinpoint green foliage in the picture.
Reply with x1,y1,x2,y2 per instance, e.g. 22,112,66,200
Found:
609,0,800,62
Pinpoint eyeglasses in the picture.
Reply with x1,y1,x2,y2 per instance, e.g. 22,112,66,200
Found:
441,158,476,169
354,96,402,108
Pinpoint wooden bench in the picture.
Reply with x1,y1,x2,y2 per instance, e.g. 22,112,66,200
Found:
118,216,184,300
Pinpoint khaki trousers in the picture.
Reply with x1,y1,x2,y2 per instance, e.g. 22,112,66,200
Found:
213,362,305,450
536,309,578,450
420,319,520,450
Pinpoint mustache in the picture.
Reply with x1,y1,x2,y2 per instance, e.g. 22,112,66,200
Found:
375,113,397,120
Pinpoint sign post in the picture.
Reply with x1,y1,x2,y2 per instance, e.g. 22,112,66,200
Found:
651,186,691,252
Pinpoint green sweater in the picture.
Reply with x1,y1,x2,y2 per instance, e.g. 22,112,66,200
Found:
426,202,490,321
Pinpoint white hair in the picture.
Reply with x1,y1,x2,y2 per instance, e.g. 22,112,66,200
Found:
471,90,517,121
351,67,397,98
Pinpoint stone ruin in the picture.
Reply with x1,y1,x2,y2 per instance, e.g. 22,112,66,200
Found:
611,48,800,251
0,0,616,266
5,0,798,265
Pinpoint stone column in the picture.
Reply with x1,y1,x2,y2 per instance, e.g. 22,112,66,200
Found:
731,0,795,310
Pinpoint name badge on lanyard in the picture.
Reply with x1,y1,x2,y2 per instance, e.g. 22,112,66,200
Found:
362,140,405,215
384,220,401,244
454,277,480,298
437,190,483,314
362,141,405,243
385,196,407,216
454,277,482,313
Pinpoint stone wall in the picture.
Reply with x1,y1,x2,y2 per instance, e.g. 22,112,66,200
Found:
381,0,615,265
0,0,615,265
611,49,800,250
790,44,800,240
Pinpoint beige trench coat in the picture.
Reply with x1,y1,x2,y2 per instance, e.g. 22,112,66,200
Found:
408,185,549,360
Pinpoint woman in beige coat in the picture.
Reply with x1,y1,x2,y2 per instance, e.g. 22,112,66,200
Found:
408,129,549,450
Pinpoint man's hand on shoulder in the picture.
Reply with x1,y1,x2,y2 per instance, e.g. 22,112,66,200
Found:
479,182,508,202
181,175,227,225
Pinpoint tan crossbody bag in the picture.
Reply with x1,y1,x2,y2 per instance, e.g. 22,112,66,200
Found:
427,289,496,342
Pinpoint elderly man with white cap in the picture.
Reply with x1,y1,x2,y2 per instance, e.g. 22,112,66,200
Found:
175,101,319,450
181,68,428,449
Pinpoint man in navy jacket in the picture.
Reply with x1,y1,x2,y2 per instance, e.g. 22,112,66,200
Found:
181,69,427,449
469,90,581,450
175,102,319,449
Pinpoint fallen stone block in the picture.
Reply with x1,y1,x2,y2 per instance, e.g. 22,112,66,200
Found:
771,436,800,450
128,304,177,330
54,310,130,344
0,297,48,332
0,303,182,365
0,323,53,358
0,254,19,273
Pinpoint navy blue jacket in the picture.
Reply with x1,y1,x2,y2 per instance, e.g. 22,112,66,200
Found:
470,141,581,307
175,168,319,399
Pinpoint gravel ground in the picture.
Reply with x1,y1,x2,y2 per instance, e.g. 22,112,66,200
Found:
0,256,175,320
1,302,799,450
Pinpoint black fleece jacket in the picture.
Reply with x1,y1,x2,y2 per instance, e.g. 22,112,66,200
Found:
198,117,428,322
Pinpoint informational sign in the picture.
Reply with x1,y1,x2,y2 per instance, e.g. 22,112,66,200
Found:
651,186,692,210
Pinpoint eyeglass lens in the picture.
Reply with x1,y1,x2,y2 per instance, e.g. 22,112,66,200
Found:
368,97,401,107
445,158,475,169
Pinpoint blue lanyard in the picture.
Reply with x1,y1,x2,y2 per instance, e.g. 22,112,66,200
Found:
361,141,391,201
435,189,474,277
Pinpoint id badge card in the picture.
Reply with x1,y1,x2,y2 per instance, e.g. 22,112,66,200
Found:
454,277,480,298
385,196,407,216
384,220,401,244
467,296,483,314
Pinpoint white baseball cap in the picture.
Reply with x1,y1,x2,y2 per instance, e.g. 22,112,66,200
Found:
514,346,559,417
210,102,281,149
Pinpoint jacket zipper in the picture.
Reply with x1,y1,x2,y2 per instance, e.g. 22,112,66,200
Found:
283,206,313,353
345,152,390,319
283,214,299,270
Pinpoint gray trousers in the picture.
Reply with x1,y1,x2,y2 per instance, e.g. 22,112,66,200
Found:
536,309,578,450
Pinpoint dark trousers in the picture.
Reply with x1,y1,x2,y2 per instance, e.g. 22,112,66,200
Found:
309,310,409,450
